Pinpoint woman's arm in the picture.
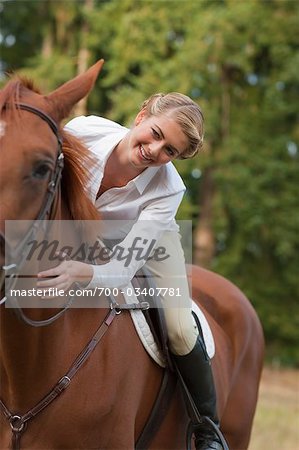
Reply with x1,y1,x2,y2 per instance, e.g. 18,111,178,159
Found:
37,191,183,291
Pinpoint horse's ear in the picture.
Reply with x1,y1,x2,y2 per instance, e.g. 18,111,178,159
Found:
46,59,104,122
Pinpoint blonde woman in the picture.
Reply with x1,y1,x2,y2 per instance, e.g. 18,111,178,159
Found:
38,93,225,450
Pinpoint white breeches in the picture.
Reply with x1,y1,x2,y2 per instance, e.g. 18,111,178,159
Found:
145,231,199,356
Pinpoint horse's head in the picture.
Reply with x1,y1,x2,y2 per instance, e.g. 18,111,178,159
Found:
0,59,104,265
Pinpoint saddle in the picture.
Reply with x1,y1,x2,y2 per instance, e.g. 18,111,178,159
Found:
131,268,173,367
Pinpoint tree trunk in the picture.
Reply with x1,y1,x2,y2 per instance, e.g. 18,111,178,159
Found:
194,166,216,267
41,1,53,59
194,65,231,267
73,0,94,116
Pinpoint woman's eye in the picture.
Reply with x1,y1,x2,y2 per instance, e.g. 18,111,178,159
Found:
32,164,52,180
152,128,160,139
166,148,175,157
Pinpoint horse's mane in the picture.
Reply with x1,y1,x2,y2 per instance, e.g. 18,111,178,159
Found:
0,77,100,222
60,130,100,221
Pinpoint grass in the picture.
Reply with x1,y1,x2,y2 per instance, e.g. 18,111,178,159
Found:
249,367,299,450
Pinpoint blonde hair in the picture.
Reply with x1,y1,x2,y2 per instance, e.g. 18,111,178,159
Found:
140,92,204,159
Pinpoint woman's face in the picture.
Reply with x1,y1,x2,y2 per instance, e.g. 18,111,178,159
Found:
127,112,188,168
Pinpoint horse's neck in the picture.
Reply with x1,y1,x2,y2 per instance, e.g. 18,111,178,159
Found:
0,306,70,409
0,196,100,410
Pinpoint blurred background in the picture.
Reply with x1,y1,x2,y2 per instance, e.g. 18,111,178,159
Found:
0,0,298,448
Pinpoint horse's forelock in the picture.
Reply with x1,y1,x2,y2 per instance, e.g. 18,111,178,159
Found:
0,77,69,130
0,80,20,115
0,77,42,121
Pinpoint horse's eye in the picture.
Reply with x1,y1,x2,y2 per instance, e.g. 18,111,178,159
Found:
32,163,52,180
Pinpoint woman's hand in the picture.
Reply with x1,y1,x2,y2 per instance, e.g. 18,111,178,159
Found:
37,259,93,293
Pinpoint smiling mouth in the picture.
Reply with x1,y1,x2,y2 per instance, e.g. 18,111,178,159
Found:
139,145,152,162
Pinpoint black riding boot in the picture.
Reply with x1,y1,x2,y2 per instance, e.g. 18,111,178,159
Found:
172,335,226,450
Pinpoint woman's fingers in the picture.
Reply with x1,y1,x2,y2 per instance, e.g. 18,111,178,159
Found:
36,260,93,298
37,273,63,286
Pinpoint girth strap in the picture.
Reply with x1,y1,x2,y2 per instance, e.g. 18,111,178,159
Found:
135,369,177,450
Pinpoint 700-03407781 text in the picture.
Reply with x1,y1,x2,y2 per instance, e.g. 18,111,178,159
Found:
8,286,182,298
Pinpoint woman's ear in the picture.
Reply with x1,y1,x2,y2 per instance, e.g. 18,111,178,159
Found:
134,109,147,126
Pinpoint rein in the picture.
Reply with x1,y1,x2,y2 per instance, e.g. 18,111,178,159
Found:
0,102,65,326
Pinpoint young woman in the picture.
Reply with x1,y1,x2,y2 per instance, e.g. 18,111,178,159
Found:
38,93,225,450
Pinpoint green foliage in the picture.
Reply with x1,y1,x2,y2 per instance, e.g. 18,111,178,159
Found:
1,0,298,365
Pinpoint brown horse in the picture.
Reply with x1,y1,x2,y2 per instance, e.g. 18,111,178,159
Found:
0,60,264,450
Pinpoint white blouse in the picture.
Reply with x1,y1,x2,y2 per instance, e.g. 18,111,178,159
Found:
65,115,186,288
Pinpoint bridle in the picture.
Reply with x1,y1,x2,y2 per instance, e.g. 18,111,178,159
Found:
0,102,66,326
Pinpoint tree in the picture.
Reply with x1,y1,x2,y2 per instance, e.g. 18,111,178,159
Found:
1,0,298,364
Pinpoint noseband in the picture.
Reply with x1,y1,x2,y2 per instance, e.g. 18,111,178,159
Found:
0,103,66,325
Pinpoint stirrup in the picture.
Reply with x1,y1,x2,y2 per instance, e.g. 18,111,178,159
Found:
186,417,230,450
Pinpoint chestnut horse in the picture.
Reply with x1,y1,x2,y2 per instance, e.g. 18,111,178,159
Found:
0,60,264,450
